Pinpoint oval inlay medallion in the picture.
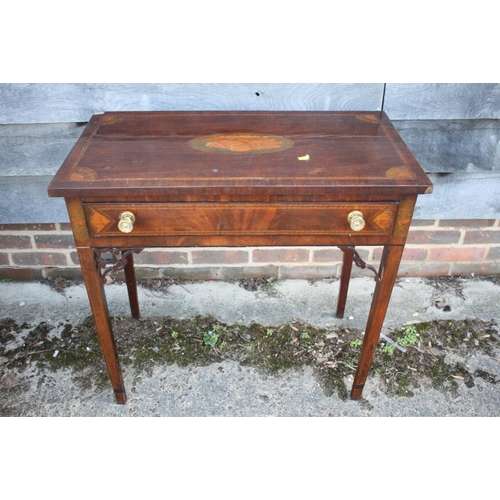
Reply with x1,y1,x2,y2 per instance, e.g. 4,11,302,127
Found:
385,166,412,179
189,133,294,154
70,166,98,181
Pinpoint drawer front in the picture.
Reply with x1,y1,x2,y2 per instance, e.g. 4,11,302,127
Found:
84,202,398,238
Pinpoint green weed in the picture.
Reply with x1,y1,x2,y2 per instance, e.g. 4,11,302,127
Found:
397,325,418,347
203,330,219,347
380,344,395,355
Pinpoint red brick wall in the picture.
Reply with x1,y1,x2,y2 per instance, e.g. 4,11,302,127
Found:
0,220,499,280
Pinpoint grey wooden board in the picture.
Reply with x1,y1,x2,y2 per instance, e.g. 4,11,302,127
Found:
394,119,500,173
385,83,500,120
3,119,500,177
0,123,86,176
0,176,69,224
1,174,499,224
0,83,384,124
414,173,500,219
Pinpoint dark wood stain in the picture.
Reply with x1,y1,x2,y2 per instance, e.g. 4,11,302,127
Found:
48,111,432,200
48,111,433,403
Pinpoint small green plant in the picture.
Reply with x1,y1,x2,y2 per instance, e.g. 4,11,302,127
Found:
171,331,179,339
219,341,227,349
300,332,310,341
266,328,274,337
380,344,395,355
397,325,418,347
262,277,278,293
203,330,219,347
349,339,362,347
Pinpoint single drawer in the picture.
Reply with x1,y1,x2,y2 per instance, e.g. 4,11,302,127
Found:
84,202,398,238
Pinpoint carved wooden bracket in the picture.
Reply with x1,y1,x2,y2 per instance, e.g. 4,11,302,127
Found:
93,248,143,284
338,245,381,282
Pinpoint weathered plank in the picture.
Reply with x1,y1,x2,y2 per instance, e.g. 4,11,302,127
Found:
0,123,86,176
385,83,500,120
0,83,384,124
394,119,500,173
0,176,68,223
1,174,498,224
414,173,500,219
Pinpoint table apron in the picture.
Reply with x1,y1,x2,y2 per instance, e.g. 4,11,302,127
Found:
84,202,399,242
85,234,400,248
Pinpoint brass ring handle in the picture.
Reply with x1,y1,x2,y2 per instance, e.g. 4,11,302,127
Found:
347,211,365,232
118,211,136,233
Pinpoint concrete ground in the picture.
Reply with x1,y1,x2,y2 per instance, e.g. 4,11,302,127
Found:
1,275,500,416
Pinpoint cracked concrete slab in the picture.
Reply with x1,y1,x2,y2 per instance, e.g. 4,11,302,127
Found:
1,276,499,416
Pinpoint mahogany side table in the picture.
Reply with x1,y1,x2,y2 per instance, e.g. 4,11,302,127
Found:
47,111,433,404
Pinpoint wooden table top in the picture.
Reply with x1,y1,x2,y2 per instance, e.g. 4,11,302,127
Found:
47,111,433,201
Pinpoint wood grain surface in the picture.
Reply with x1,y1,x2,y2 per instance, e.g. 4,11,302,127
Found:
47,111,432,200
1,84,498,222
394,119,500,173
0,123,86,176
385,83,500,120
84,202,398,237
3,119,498,177
0,83,384,124
414,173,500,219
